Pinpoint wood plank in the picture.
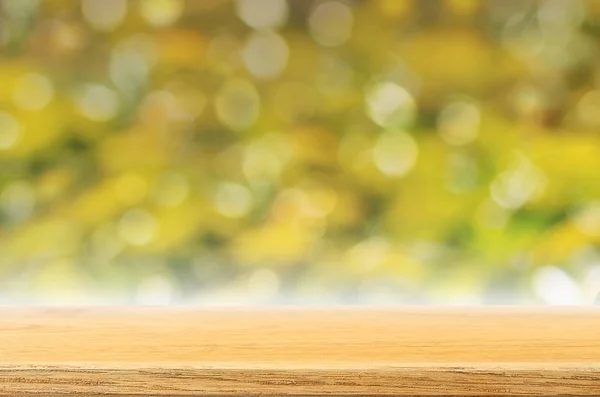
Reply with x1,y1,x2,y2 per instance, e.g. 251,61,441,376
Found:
1,307,599,396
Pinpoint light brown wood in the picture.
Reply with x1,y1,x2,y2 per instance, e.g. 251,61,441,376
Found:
1,307,599,396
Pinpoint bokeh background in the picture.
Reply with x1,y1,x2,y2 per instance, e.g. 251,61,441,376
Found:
1,0,600,305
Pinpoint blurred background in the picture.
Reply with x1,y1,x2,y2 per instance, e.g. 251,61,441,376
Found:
1,0,600,305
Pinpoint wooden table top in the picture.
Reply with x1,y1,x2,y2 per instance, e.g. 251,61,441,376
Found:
1,306,599,396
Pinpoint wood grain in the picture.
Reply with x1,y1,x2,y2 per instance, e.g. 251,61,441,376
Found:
1,307,599,396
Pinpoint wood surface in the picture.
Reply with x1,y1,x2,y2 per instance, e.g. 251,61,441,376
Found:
1,306,599,396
